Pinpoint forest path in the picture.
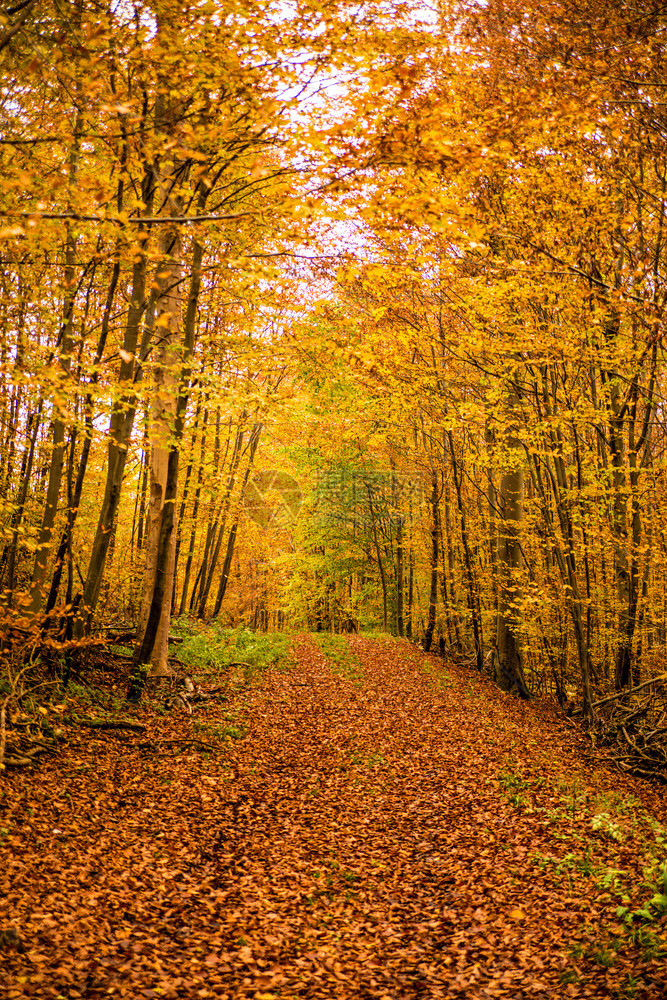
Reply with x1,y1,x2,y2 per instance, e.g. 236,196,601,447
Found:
2,635,667,1000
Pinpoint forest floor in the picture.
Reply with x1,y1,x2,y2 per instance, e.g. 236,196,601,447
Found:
2,634,667,1000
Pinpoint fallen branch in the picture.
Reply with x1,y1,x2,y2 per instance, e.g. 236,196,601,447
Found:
0,699,6,771
3,755,33,767
571,674,667,715
136,739,221,751
78,719,146,733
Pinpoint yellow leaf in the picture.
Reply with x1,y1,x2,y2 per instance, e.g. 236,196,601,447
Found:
509,908,526,921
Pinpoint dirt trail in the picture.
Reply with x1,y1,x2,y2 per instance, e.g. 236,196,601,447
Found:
2,636,666,999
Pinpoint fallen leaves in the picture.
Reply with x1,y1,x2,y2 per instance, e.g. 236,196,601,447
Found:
1,635,666,998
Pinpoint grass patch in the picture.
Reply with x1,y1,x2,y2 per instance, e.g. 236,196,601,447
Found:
192,716,246,743
62,680,127,721
177,625,294,684
108,643,133,657
497,759,543,810
358,629,403,643
421,659,454,691
345,746,386,768
311,633,363,685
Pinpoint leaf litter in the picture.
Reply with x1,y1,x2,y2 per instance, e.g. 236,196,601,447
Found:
1,635,666,999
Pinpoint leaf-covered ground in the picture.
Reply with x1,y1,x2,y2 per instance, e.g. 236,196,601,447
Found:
2,636,667,999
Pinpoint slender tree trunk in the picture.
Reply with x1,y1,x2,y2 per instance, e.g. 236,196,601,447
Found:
0,293,25,505
0,401,43,599
496,462,525,690
130,187,207,693
179,407,208,615
365,482,388,630
424,473,439,653
189,408,227,612
396,513,404,637
28,113,82,613
406,496,414,639
212,424,262,616
171,395,202,613
447,431,484,671
484,422,498,619
79,165,155,630
136,411,150,553
197,423,245,617
45,256,122,616
443,479,463,649
407,543,414,640
607,365,631,689
528,395,593,718
495,385,526,693
614,352,656,688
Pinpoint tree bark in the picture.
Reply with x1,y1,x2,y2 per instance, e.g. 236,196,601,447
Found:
365,481,388,631
447,431,484,671
396,512,404,638
197,422,245,617
27,111,82,613
212,423,262,616
78,165,155,631
179,407,208,615
0,401,43,599
171,395,202,613
45,256,122,616
130,187,207,691
495,384,527,693
423,472,439,652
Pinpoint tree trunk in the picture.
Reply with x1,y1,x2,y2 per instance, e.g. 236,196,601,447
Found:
130,186,207,692
495,462,525,690
171,395,202,613
495,386,526,693
0,401,43,599
447,432,484,671
136,411,150,554
529,375,593,717
27,113,82,613
45,256,122,616
365,482,388,631
136,108,186,673
78,165,155,630
179,407,208,615
212,423,262,616
423,473,439,652
197,422,246,617
396,513,404,637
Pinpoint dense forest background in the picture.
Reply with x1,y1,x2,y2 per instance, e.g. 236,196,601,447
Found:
2,0,667,724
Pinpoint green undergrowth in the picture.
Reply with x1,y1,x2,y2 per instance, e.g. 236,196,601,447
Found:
174,622,295,684
358,629,404,644
421,658,455,691
311,632,363,685
193,709,247,744
62,680,128,720
498,757,667,981
305,858,366,908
